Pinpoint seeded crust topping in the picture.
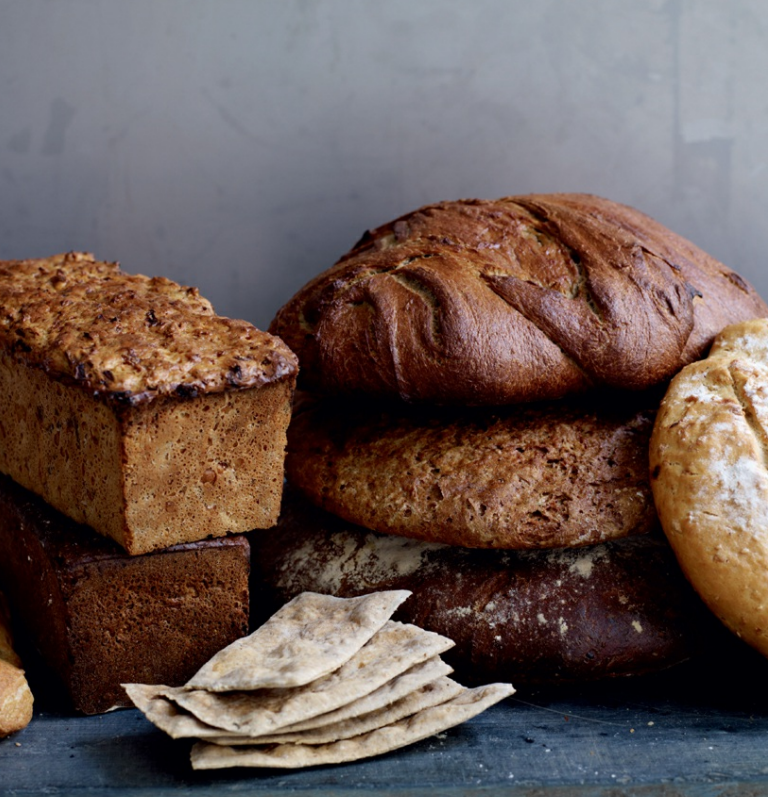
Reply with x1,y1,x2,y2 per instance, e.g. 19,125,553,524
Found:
0,252,298,405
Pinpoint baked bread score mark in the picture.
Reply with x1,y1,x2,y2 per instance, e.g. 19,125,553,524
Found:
482,197,696,392
269,194,768,405
650,318,768,659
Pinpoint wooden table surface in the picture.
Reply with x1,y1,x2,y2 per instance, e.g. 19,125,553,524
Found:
3,643,768,797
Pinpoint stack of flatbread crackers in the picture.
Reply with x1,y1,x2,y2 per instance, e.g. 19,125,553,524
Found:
123,590,514,770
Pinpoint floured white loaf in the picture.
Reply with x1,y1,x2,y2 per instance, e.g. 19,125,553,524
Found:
650,318,768,659
0,252,298,555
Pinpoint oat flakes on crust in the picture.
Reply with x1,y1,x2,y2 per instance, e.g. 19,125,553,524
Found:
0,251,297,404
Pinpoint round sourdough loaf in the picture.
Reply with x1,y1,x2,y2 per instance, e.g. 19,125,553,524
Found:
650,318,768,659
249,490,711,685
270,194,768,405
285,394,658,549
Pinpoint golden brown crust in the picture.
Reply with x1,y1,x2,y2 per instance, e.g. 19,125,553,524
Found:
0,592,33,736
0,253,298,553
286,394,659,549
0,349,294,554
650,318,768,659
270,194,767,405
0,251,297,405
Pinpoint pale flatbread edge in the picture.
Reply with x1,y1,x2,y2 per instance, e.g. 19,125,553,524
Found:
207,676,465,746
190,682,515,770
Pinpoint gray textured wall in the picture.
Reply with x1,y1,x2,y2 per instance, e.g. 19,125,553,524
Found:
1,1,767,329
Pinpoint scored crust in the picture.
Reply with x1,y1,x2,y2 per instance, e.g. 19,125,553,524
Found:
270,193,767,405
650,318,768,658
286,393,659,549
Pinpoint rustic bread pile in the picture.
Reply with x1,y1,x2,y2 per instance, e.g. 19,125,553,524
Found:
4,191,768,754
261,193,768,685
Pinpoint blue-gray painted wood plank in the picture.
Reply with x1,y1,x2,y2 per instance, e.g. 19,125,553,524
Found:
3,655,768,797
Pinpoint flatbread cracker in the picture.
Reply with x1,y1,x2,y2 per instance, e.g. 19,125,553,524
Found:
190,682,515,769
125,657,454,742
209,676,465,746
172,621,454,736
275,655,452,734
187,590,411,691
122,684,225,740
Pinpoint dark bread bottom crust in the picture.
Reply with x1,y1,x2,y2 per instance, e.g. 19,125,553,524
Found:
251,489,713,686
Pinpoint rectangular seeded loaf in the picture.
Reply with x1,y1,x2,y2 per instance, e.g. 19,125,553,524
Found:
0,474,250,715
0,252,298,555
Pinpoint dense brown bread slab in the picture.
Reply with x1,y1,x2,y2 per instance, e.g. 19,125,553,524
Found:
0,475,250,715
250,491,710,685
285,393,658,549
0,252,298,554
270,194,767,405
651,318,768,660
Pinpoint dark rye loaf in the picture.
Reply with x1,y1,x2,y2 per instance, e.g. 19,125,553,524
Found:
250,491,711,685
270,193,767,405
285,393,658,549
0,475,250,715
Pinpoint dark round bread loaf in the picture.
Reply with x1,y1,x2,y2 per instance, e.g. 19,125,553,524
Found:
270,193,768,405
285,393,659,549
250,490,712,685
